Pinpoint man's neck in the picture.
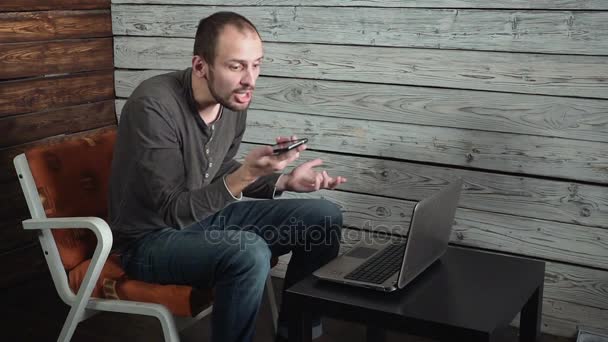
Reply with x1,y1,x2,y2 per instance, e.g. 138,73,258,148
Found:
191,71,221,125
199,104,221,125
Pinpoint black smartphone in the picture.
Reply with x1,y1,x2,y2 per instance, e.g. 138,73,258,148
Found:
272,138,308,154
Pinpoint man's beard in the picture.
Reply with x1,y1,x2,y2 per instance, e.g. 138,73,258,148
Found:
208,69,252,112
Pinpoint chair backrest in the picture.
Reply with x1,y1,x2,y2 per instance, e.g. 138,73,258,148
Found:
15,127,117,277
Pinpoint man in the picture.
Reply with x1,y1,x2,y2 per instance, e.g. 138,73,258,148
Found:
109,11,346,342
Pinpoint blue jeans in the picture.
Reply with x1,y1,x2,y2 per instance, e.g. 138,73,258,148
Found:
120,199,342,342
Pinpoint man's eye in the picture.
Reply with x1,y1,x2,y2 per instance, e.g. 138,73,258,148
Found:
253,64,260,69
230,65,241,71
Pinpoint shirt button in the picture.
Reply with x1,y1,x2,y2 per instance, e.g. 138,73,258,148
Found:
205,148,210,154
204,173,209,179
209,162,213,167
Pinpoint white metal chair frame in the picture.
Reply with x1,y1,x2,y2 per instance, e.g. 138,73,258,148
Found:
14,153,279,342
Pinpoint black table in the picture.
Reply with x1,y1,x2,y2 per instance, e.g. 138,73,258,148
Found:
286,246,545,342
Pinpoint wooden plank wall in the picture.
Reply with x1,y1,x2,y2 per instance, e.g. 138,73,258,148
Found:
0,0,116,288
111,0,608,338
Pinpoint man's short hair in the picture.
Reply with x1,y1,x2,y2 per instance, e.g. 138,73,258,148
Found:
193,11,260,65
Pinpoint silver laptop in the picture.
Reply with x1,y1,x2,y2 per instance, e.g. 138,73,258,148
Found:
313,179,463,292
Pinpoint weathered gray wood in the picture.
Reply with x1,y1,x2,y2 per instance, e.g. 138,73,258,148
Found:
115,99,125,119
110,0,608,10
112,5,608,56
538,299,608,337
243,109,608,184
113,37,608,99
116,70,608,143
281,190,414,236
238,145,608,230
271,227,608,337
111,109,608,231
279,190,608,269
542,261,608,310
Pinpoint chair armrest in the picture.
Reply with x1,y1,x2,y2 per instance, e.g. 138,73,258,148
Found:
22,217,111,235
22,216,113,266
23,217,113,308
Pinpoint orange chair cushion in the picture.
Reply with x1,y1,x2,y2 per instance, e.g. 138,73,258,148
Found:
26,128,116,270
68,254,212,316
24,127,279,317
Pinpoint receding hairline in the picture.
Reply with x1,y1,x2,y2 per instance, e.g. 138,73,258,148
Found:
217,21,261,41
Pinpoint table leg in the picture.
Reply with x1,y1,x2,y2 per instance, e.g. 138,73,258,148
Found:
519,285,543,342
366,325,386,342
288,309,312,342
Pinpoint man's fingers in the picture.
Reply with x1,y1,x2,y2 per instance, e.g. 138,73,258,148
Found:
299,158,323,170
328,175,347,189
275,135,299,144
321,170,332,189
315,173,322,191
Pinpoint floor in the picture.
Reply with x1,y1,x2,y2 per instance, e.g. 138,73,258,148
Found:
2,272,572,342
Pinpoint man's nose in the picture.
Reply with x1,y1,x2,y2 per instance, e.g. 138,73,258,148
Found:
241,69,255,87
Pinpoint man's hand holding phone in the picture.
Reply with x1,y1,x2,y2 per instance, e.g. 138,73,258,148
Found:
225,135,306,196
272,136,347,193
225,135,346,197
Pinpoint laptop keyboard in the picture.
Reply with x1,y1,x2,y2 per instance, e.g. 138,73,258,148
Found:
344,243,406,284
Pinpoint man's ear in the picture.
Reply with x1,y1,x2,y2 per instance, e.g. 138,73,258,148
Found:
192,55,208,79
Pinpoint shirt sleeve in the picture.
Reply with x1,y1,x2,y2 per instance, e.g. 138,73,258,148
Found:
131,97,240,228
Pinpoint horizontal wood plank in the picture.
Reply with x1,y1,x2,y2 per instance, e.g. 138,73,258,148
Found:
116,70,608,143
116,99,608,184
111,108,608,230
112,5,608,55
1,38,113,79
110,0,608,10
278,190,608,269
0,10,111,43
538,298,608,337
233,142,608,230
1,70,114,118
0,220,37,255
243,110,608,184
0,100,116,148
0,0,109,11
114,38,608,99
0,244,47,289
0,181,33,253
0,125,117,184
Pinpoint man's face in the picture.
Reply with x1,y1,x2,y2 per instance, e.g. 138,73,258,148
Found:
206,25,263,111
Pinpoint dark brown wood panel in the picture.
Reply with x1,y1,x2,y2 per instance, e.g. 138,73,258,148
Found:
0,244,47,289
0,10,111,43
0,146,29,184
0,125,116,184
0,70,114,118
0,38,113,79
0,220,37,255
0,182,36,253
0,0,110,12
0,100,116,148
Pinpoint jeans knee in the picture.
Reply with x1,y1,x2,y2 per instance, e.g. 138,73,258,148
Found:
233,232,272,277
307,199,342,227
318,200,342,237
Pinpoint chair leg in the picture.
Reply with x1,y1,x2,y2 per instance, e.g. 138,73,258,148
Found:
57,305,82,342
266,274,279,334
156,309,181,342
90,300,181,342
174,305,213,332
